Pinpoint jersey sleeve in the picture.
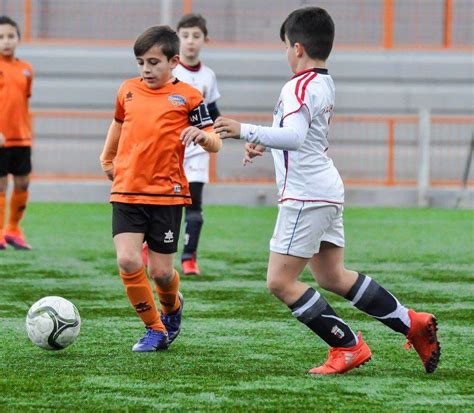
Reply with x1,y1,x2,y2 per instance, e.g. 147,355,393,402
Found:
114,83,126,123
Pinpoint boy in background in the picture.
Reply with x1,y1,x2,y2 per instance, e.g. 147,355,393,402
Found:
143,13,221,275
215,7,440,375
0,16,33,250
100,25,221,352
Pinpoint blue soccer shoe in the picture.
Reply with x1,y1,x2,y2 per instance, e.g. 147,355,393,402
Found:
132,328,169,352
161,292,183,345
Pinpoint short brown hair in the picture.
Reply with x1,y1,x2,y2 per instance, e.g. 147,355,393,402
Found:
176,13,208,37
133,25,179,59
280,7,335,61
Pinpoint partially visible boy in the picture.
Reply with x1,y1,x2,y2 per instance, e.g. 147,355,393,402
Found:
100,25,221,352
143,13,221,275
215,7,440,375
0,16,33,250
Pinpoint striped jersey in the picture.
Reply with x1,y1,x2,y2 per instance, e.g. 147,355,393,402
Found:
271,68,344,204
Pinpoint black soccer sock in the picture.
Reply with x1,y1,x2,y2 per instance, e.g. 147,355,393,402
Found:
289,287,358,348
182,209,203,261
345,273,410,335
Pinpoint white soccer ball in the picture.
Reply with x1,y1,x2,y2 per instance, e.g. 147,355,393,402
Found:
26,296,81,350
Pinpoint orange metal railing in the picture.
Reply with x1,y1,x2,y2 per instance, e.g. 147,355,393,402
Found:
29,111,474,188
1,0,471,50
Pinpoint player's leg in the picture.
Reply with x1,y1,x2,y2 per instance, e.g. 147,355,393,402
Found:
0,147,10,249
5,147,32,250
147,204,183,345
268,201,369,374
310,238,440,372
181,181,204,275
112,202,168,352
267,251,369,375
0,174,7,249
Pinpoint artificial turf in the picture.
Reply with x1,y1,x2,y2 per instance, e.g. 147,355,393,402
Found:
1,204,473,411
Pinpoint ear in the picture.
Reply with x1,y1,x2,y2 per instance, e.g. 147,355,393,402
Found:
170,54,180,69
204,36,210,45
294,42,304,58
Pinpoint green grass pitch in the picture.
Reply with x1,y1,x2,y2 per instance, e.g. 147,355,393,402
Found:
1,204,473,411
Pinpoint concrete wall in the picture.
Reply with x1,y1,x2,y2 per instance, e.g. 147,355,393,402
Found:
11,45,474,207
20,45,474,115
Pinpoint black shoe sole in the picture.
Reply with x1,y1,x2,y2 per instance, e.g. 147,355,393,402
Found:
425,317,441,374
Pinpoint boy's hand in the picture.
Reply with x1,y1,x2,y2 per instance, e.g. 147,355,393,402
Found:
180,126,208,147
0,132,5,147
243,143,265,166
214,117,241,139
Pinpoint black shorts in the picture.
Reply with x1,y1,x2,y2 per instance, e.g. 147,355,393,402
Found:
0,146,32,177
112,202,183,254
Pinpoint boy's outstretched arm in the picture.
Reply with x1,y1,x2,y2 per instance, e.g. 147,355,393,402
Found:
214,111,310,151
100,119,122,181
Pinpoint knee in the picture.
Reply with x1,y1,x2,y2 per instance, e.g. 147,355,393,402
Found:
266,276,287,299
13,177,29,192
148,267,174,285
15,183,29,192
117,252,142,274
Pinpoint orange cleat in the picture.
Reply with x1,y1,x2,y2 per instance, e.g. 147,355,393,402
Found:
4,230,31,250
309,332,372,375
405,309,440,373
142,242,149,267
182,255,200,276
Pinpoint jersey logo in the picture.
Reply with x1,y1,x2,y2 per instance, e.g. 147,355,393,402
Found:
189,102,213,129
173,184,181,193
22,69,31,77
168,94,186,107
125,91,133,101
164,230,174,244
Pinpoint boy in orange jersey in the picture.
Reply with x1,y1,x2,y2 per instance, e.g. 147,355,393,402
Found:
100,25,221,352
0,16,34,250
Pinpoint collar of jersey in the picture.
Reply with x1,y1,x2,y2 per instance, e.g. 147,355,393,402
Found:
292,67,328,79
179,60,202,72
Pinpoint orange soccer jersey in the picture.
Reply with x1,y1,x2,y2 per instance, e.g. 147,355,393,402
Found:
0,55,33,147
111,77,216,206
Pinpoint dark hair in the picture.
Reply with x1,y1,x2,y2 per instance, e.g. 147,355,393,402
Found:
280,7,334,61
0,15,21,38
176,13,208,37
133,25,179,59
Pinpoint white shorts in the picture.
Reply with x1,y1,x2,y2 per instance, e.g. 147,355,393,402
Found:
184,149,209,183
270,200,345,259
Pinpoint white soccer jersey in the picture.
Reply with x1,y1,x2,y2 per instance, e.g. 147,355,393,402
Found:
173,62,221,183
241,68,344,204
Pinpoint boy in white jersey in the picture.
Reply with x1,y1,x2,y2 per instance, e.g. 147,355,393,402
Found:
142,14,221,275
215,7,440,375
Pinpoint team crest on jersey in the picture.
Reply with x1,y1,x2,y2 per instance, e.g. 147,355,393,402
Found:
125,91,133,101
168,94,186,107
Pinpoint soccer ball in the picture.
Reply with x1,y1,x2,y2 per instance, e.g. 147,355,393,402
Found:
26,296,81,350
